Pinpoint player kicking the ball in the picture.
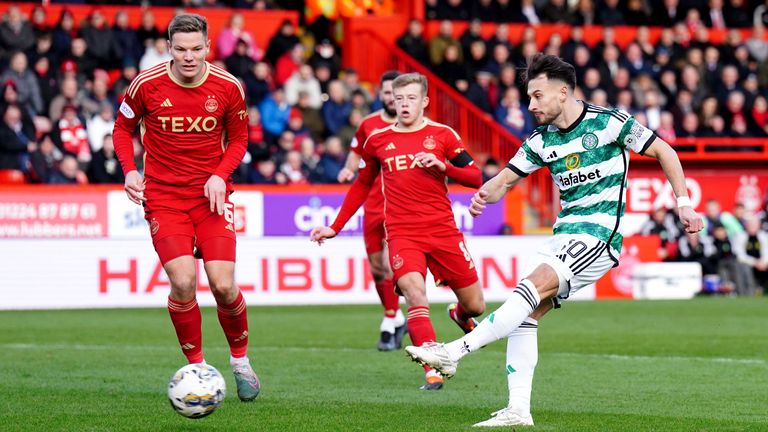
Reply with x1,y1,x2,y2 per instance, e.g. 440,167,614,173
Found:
405,54,703,426
113,13,260,401
311,73,486,390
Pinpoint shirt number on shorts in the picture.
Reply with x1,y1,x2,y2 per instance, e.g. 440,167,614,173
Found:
224,203,235,224
566,240,588,258
458,240,475,269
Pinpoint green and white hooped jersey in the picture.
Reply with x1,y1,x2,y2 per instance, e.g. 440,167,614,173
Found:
507,102,656,258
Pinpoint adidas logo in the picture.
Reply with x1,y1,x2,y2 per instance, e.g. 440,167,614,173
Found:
385,142,396,151
180,343,196,350
460,341,471,354
234,331,248,342
161,98,173,107
546,150,557,160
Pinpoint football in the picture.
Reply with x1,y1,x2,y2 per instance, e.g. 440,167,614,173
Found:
167,363,226,419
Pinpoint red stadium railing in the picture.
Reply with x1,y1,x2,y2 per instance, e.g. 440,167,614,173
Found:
350,29,559,227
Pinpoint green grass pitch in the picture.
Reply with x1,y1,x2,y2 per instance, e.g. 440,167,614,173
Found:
0,298,766,431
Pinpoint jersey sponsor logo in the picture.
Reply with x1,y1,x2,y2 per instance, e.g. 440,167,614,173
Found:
382,154,427,172
158,116,218,133
423,136,436,150
392,254,404,270
161,98,173,108
558,168,602,187
119,101,135,119
582,133,598,150
205,96,218,113
385,142,396,151
565,154,581,170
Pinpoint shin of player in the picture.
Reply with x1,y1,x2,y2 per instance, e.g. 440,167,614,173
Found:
113,13,260,402
405,54,704,426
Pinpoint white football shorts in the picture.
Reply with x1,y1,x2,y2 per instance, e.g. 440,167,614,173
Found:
525,233,618,300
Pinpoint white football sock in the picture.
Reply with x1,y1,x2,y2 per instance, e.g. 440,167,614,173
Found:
381,309,406,333
394,308,405,327
230,355,249,367
506,318,538,415
380,316,396,334
445,279,540,361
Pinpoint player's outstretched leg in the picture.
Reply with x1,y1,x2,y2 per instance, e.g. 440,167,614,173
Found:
217,290,261,401
406,279,542,377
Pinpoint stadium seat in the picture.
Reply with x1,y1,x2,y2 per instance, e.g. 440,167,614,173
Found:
0,169,27,184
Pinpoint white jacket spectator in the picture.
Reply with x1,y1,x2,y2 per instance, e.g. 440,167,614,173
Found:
139,38,172,71
87,103,115,152
732,217,768,268
284,64,323,109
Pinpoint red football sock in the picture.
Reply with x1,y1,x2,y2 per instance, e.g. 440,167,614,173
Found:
407,305,437,372
167,296,204,364
376,278,399,318
216,291,249,358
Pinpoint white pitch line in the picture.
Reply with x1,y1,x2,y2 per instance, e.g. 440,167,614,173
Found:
551,352,767,365
1,343,765,365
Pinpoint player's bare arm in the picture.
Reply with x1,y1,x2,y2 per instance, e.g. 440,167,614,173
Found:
642,137,704,233
469,168,523,217
124,170,146,205
311,155,379,245
337,151,361,183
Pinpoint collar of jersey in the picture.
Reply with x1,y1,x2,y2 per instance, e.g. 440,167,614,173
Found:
556,100,587,134
166,61,210,88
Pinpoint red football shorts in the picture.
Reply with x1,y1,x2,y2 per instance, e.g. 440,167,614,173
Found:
144,195,236,264
363,210,386,255
387,232,478,289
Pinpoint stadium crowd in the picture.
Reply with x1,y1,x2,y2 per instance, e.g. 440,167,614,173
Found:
400,4,768,141
639,197,768,295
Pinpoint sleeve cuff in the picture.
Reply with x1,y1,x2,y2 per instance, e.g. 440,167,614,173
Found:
638,132,657,156
506,163,529,177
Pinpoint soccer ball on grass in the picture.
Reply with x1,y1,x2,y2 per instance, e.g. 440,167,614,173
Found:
167,363,226,418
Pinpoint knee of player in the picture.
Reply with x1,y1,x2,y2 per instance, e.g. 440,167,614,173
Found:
208,278,236,296
170,274,197,296
463,299,485,317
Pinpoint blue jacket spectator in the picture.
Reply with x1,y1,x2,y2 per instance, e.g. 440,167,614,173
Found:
258,87,291,141
321,80,352,137
317,136,346,183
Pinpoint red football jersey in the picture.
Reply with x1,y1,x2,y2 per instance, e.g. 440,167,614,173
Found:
113,61,248,200
360,119,468,238
351,110,396,216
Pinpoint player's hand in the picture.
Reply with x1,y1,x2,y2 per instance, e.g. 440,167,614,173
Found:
204,175,227,215
309,226,337,245
337,167,355,183
469,189,489,217
124,170,146,205
415,152,446,172
677,206,704,234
